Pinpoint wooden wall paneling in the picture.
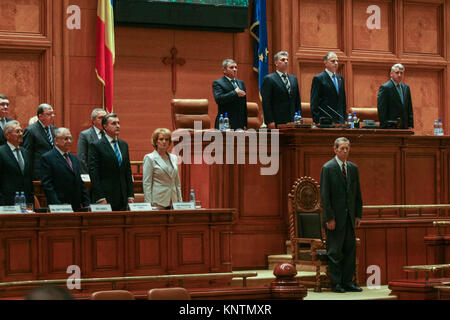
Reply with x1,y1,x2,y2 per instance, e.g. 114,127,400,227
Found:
172,226,209,274
38,230,80,278
0,231,37,282
352,64,391,108
0,0,49,37
403,1,444,57
352,0,395,53
404,151,438,206
125,227,167,276
386,227,408,281
405,226,428,278
363,228,387,284
83,227,124,278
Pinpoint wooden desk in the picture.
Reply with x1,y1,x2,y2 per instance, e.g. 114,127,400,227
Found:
0,209,233,288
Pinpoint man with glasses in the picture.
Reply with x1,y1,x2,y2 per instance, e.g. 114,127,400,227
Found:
22,104,56,180
0,94,13,145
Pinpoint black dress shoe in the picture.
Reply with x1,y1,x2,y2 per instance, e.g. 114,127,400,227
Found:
332,284,346,293
343,283,363,292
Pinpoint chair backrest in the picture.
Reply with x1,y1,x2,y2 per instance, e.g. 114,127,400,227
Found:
171,99,211,129
301,102,313,123
350,107,379,121
247,101,262,129
288,176,324,241
147,287,191,300
90,290,135,300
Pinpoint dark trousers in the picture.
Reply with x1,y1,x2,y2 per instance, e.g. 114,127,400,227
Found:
326,213,356,286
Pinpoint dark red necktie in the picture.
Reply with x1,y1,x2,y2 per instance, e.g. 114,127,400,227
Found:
342,163,346,180
64,153,73,171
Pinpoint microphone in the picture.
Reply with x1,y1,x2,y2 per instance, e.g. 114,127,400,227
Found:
318,106,333,119
326,105,344,121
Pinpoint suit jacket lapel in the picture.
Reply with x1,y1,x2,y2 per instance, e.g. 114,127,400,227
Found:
101,136,119,167
37,123,53,148
154,151,172,178
55,149,75,174
5,146,23,174
332,158,346,187
274,73,290,94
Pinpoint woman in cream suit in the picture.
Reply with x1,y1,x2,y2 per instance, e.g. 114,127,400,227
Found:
143,128,182,209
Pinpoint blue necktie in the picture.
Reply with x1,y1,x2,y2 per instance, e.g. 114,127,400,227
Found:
112,140,122,166
332,74,339,93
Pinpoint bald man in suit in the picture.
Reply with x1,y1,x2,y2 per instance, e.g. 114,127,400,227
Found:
320,137,363,293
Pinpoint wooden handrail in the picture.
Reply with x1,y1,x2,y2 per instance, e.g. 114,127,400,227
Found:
0,271,258,290
403,264,450,281
363,204,450,218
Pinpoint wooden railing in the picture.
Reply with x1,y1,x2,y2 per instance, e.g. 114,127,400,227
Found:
363,204,450,218
0,271,258,291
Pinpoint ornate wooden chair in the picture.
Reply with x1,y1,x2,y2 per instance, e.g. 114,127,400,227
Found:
171,99,211,129
147,287,191,300
288,176,360,292
288,176,329,292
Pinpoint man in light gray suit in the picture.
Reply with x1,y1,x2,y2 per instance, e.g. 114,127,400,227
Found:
320,137,363,293
77,108,107,174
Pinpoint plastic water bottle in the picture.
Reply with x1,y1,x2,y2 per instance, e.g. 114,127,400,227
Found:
14,191,20,206
189,189,196,205
438,118,444,136
293,111,299,123
353,112,358,125
348,113,354,128
434,120,439,136
298,110,303,124
19,191,26,213
218,114,224,131
223,113,230,130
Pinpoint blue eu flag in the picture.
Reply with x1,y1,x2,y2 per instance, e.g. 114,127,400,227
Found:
250,0,268,100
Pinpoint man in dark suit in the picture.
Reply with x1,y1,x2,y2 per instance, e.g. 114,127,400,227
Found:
22,103,56,180
0,120,34,205
320,137,363,293
40,128,90,211
213,59,247,130
377,63,414,129
261,51,301,128
77,108,107,174
0,94,14,145
310,52,347,124
88,113,134,211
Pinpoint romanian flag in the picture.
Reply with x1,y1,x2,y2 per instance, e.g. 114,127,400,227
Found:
250,0,269,100
96,0,115,113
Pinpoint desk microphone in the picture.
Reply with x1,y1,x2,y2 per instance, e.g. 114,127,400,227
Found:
326,105,344,122
318,106,333,119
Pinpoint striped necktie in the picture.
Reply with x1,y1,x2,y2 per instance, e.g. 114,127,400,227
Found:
281,74,291,94
231,79,238,89
112,140,122,166
45,126,54,146
64,153,73,171
15,148,24,173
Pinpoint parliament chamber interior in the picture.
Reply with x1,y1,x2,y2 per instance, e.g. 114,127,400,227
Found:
0,0,449,305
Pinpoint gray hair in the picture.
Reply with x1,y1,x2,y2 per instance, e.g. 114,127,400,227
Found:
274,51,288,62
222,59,236,69
391,63,405,72
3,120,20,134
91,108,107,120
53,127,71,138
324,52,338,61
334,137,350,148
37,103,53,116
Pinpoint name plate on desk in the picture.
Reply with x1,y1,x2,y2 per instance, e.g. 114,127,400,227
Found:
173,202,196,210
49,204,74,213
89,204,112,212
128,203,152,211
0,205,22,214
